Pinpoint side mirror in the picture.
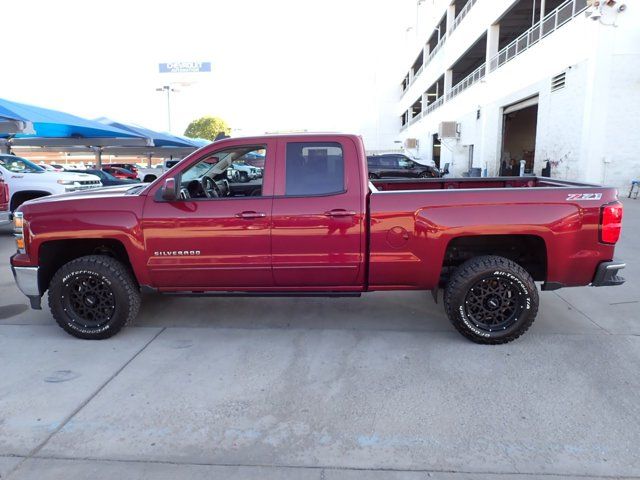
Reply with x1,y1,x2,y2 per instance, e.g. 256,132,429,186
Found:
161,178,177,201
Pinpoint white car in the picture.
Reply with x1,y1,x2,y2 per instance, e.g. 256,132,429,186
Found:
137,158,182,183
0,155,103,212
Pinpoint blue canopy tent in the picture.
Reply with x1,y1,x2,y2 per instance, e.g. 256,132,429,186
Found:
95,119,206,166
0,98,150,166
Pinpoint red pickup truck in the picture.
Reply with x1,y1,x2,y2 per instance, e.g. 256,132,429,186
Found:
10,134,625,344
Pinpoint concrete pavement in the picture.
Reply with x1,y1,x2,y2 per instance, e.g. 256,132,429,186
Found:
1,200,639,479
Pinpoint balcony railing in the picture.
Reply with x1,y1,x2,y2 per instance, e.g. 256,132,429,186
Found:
449,63,486,99
450,0,479,34
424,96,444,116
488,0,587,72
409,111,423,125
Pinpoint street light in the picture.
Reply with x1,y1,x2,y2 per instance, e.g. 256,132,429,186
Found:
155,85,178,132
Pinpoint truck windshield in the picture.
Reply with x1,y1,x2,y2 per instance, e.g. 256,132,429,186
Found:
0,155,45,173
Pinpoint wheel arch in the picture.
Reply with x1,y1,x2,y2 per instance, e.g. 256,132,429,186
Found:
38,238,136,294
441,234,548,284
10,190,52,211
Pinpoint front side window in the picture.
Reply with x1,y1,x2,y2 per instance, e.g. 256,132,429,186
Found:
0,155,44,173
285,142,344,196
178,145,266,199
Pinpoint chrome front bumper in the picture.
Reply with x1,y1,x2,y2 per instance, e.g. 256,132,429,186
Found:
11,265,42,309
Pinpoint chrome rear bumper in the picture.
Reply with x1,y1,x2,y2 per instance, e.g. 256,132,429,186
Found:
591,260,626,287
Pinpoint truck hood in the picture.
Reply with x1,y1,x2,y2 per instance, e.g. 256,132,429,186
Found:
55,171,102,182
22,184,144,207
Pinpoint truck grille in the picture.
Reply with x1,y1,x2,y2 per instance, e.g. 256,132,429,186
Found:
75,180,101,190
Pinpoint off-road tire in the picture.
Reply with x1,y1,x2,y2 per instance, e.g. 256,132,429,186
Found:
444,255,538,344
48,255,141,340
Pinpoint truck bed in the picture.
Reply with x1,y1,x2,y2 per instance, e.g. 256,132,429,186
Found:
367,176,619,291
370,176,602,192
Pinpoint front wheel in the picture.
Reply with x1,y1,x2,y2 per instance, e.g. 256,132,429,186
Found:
444,255,538,344
48,255,141,339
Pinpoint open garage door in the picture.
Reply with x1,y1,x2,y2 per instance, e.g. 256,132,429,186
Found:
500,96,538,176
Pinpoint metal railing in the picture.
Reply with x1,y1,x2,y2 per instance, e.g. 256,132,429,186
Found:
427,37,445,65
449,63,486,99
409,111,423,125
424,96,444,116
451,0,479,33
488,0,586,72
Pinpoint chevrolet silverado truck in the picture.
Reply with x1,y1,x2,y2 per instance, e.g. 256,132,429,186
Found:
0,176,9,225
0,154,102,212
9,134,625,343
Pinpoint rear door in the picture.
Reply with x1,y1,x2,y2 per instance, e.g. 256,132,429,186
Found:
271,137,365,288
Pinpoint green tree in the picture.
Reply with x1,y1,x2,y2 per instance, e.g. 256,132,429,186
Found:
184,116,230,141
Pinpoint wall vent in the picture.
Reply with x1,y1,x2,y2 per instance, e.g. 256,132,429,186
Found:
438,121,459,139
551,72,566,92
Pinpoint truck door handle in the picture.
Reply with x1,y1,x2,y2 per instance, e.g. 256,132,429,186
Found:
235,211,266,219
324,209,356,217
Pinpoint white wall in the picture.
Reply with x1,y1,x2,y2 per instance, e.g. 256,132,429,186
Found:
398,0,640,188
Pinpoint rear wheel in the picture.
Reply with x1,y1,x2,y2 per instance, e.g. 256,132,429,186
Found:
444,255,538,344
48,255,141,340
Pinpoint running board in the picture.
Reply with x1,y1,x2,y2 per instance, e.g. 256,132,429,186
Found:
157,291,362,298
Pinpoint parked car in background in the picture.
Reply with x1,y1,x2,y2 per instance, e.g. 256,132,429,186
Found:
367,153,440,179
0,176,9,225
229,162,261,182
67,169,140,187
0,154,102,212
102,166,139,181
9,133,624,345
137,159,182,183
109,163,139,176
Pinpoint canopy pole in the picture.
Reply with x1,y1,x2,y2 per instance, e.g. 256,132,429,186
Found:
147,153,152,168
93,147,103,168
0,140,8,154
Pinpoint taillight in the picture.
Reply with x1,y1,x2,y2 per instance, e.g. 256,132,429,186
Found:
0,181,8,209
600,201,623,244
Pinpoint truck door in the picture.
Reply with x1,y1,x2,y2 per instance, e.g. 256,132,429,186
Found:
141,139,276,289
271,137,365,288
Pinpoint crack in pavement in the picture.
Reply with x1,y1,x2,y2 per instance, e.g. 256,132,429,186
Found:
3,454,638,479
3,327,167,480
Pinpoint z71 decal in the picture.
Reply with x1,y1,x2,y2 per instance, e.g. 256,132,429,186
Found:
566,193,602,201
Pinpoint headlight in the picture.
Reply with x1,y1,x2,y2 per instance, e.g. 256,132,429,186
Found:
57,179,74,185
13,211,25,254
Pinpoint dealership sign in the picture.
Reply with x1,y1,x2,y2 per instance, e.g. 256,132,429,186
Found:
159,62,211,73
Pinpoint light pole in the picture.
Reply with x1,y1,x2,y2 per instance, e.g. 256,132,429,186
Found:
155,85,178,132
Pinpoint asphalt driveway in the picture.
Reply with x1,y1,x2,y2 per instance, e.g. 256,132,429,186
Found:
0,200,638,479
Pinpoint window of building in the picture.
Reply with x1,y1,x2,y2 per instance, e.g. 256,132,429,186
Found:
285,142,344,196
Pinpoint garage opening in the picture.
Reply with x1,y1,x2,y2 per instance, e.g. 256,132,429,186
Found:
432,133,441,169
500,96,538,176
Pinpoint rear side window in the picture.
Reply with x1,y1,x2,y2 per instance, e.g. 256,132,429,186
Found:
285,142,344,196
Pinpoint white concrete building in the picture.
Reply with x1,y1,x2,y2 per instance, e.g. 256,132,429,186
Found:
397,0,640,187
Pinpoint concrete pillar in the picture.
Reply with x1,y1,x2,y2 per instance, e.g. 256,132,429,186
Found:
446,4,456,36
486,24,500,71
444,69,453,99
